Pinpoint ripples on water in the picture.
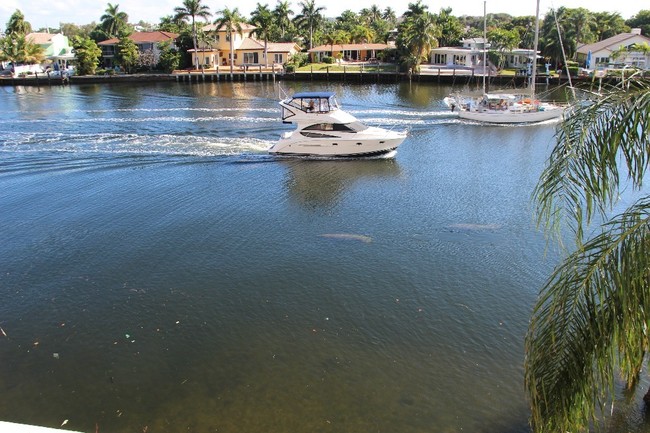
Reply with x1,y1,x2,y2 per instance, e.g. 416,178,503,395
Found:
0,81,577,433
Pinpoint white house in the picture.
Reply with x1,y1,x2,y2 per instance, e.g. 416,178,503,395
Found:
576,29,650,70
429,38,535,73
26,32,75,68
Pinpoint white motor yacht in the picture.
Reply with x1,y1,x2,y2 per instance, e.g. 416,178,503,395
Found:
269,91,407,157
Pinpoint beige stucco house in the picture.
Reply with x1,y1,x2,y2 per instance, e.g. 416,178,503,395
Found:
190,23,300,69
576,29,650,70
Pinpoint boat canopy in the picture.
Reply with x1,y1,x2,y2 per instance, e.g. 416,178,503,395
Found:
283,92,340,114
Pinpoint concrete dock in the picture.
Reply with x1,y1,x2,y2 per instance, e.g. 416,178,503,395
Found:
0,421,84,433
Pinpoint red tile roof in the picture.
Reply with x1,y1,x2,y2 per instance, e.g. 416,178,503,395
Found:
99,31,179,45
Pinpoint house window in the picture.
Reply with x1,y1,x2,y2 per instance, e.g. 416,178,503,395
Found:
244,52,259,63
453,55,466,65
274,54,283,63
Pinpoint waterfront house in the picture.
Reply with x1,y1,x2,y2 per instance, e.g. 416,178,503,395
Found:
190,23,300,69
26,32,75,69
307,43,391,62
429,38,533,74
576,29,650,70
98,31,179,68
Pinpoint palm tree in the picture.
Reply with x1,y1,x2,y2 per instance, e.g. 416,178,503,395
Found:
592,11,626,41
398,8,440,74
0,33,44,65
294,0,325,50
566,8,596,46
100,3,129,38
360,5,382,25
174,0,212,70
382,7,397,24
5,9,32,35
273,0,294,40
350,25,375,44
323,30,348,62
250,3,274,67
214,7,245,75
525,78,650,433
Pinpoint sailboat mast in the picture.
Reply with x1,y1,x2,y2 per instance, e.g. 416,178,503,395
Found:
531,0,540,94
482,0,487,93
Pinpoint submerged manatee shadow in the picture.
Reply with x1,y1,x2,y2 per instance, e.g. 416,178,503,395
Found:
446,223,501,231
319,233,373,243
281,158,402,209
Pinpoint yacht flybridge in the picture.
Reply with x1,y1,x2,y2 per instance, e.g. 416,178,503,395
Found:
268,91,407,157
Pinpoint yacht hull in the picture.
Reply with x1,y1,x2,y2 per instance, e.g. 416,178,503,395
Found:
269,134,405,157
458,106,565,124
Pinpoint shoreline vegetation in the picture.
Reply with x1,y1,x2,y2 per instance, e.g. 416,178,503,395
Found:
3,2,649,88
0,64,622,87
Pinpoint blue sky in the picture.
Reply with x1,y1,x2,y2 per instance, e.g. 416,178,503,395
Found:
1,0,645,32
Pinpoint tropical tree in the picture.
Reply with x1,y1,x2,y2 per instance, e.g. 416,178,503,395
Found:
0,33,44,65
360,5,382,25
540,7,570,65
158,41,181,72
591,12,628,41
626,9,650,37
174,0,212,70
566,8,596,45
294,0,325,49
273,0,294,40
382,7,397,25
70,35,101,75
5,9,32,35
115,31,139,73
335,10,359,34
250,3,275,67
397,2,440,74
100,3,130,38
525,78,650,433
434,7,464,48
322,30,348,62
214,7,245,74
350,25,375,44
487,27,521,69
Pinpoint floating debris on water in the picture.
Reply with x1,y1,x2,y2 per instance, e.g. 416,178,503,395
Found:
319,233,372,243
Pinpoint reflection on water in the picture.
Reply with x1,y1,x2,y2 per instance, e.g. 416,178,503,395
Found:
282,158,402,209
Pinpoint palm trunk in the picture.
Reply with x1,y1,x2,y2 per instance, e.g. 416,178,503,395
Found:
229,35,234,75
192,19,199,70
264,39,268,67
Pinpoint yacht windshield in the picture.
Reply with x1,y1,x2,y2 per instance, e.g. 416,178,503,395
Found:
287,96,339,113
303,122,368,132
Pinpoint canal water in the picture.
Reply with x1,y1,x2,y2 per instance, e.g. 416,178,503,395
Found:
0,81,640,433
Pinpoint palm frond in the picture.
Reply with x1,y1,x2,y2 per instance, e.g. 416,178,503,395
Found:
533,79,650,242
525,197,650,433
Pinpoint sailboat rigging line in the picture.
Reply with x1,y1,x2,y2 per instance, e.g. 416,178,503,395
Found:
551,4,576,100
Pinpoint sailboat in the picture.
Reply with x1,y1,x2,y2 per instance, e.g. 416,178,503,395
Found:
443,0,566,124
